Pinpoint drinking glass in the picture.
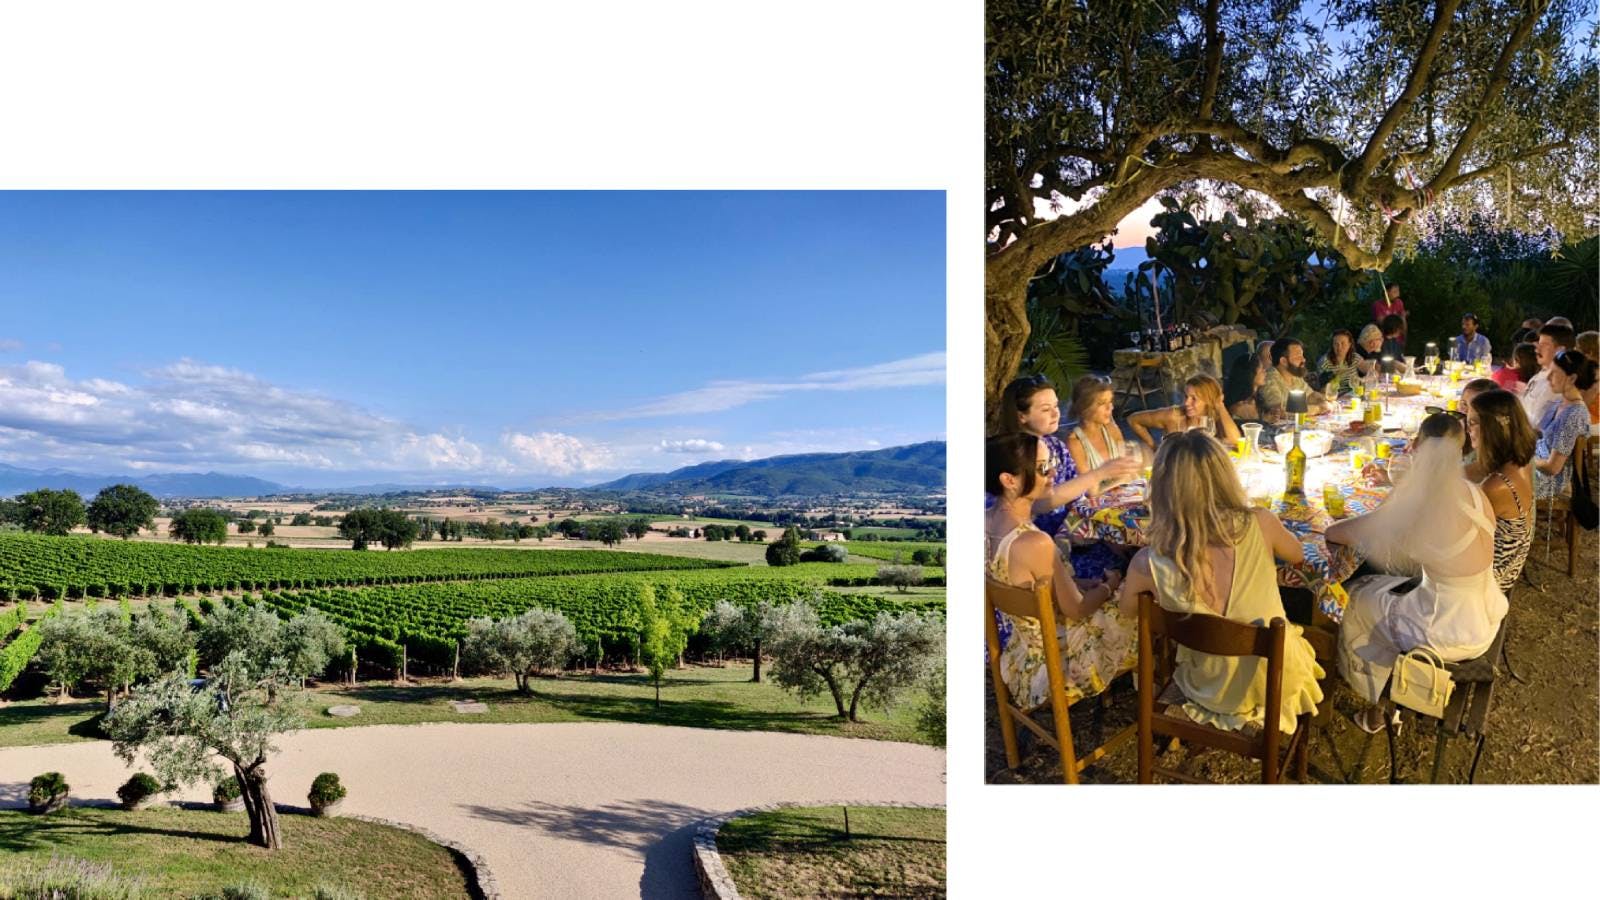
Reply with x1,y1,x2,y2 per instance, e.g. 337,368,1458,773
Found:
1190,415,1212,433
1389,456,1412,485
1241,422,1263,460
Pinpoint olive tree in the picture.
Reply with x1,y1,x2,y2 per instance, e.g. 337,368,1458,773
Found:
106,652,300,850
35,606,195,713
460,608,578,693
698,599,784,682
767,605,943,722
986,0,1599,422
198,603,345,688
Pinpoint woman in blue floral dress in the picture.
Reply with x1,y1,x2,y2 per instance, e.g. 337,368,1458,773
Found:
1533,350,1595,500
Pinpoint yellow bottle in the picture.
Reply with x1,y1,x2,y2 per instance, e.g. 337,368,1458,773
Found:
1285,426,1307,497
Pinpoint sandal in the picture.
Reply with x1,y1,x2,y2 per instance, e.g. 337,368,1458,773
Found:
1354,707,1401,735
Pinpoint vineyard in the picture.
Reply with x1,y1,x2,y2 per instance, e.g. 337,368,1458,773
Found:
0,534,945,688
259,563,947,669
0,533,731,600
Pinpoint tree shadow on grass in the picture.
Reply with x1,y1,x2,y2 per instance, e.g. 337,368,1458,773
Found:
0,701,101,740
0,806,242,853
532,690,851,736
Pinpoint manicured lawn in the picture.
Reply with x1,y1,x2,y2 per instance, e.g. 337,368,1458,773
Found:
0,662,937,749
0,807,472,899
718,806,945,899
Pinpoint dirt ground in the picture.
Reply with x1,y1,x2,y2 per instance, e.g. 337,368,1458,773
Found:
986,524,1599,785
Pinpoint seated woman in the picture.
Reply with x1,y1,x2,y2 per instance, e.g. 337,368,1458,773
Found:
1126,374,1242,451
1327,414,1508,734
1225,340,1272,421
1532,350,1596,499
1463,390,1536,592
1490,342,1540,395
1065,374,1128,473
1119,431,1325,735
1459,378,1498,461
996,375,1141,582
986,433,1136,709
1352,323,1385,377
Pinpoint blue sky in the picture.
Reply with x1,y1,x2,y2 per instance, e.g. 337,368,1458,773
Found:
0,192,945,488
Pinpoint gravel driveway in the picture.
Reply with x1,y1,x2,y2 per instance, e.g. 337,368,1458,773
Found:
0,722,946,899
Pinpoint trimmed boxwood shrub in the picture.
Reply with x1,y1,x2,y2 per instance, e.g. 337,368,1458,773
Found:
308,772,346,807
29,772,69,812
117,772,162,808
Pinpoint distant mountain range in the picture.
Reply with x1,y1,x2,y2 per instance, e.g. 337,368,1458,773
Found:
0,441,947,500
0,465,287,499
589,442,946,496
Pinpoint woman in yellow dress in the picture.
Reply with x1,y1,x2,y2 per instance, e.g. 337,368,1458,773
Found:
985,432,1137,710
1119,431,1325,734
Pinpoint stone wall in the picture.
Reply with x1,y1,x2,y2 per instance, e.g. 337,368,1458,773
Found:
1110,325,1255,407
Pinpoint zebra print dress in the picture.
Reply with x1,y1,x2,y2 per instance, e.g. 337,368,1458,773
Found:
1488,472,1534,592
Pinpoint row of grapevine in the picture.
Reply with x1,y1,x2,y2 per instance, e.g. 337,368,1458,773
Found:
841,541,947,563
0,601,61,692
0,533,732,600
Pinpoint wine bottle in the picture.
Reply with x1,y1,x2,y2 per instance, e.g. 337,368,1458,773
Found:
1285,424,1307,496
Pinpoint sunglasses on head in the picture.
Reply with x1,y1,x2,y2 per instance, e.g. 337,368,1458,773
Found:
1555,349,1587,370
1423,406,1467,421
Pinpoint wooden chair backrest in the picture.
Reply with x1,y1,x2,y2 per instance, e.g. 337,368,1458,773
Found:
1136,591,1289,783
985,577,1054,624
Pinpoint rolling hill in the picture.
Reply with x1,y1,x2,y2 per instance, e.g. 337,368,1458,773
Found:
588,442,945,497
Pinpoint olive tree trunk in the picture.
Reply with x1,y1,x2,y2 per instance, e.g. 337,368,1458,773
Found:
235,758,282,850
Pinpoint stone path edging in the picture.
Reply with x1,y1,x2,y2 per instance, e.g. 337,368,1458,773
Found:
692,800,945,900
344,813,501,900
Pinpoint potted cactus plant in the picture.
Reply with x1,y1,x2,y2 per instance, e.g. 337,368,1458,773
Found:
308,772,346,818
28,772,69,814
212,776,245,813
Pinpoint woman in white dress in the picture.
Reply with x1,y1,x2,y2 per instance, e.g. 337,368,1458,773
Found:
1326,413,1508,733
1065,374,1130,473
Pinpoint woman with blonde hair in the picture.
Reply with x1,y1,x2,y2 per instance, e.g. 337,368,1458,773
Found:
986,433,1136,709
1119,431,1324,735
1126,374,1241,451
1065,374,1130,474
1327,413,1507,733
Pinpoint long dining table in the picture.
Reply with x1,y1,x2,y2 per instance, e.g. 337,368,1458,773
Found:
1060,369,1475,622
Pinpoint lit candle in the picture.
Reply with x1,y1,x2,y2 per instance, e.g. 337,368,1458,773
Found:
1286,389,1308,414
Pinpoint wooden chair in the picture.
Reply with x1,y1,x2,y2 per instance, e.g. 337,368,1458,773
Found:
1112,356,1164,414
1541,433,1594,577
1135,591,1317,784
985,578,1135,784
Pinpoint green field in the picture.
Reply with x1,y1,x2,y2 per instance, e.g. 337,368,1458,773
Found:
0,808,472,899
842,541,946,563
849,526,926,539
0,662,938,748
0,533,729,601
718,806,945,899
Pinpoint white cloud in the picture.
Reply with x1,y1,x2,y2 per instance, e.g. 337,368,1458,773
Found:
0,357,603,479
586,351,945,420
658,438,725,454
502,431,614,475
